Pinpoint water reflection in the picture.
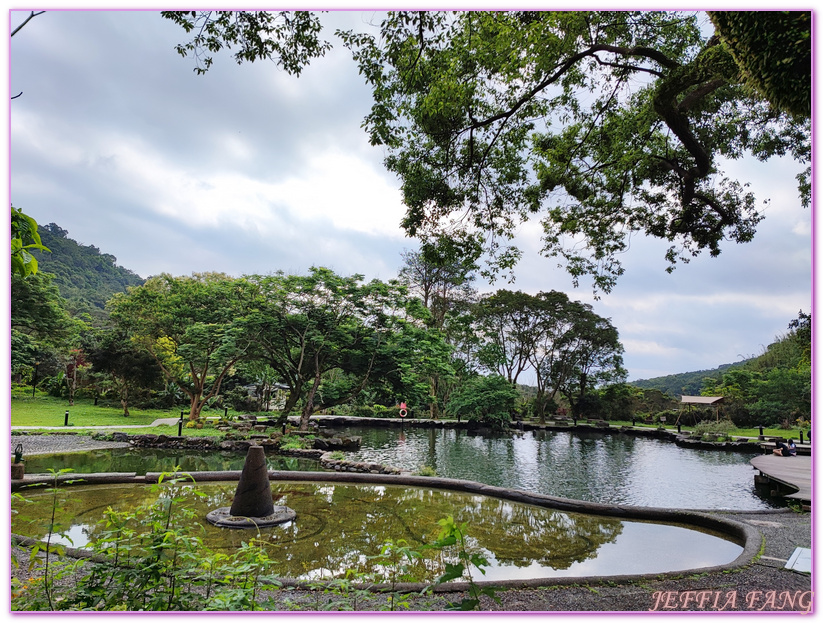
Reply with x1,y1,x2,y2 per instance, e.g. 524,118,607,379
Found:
23,448,317,475
21,426,773,509
11,482,743,581
337,426,772,510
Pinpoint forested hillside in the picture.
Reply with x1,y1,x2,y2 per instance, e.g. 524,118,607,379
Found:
33,223,144,324
630,313,811,427
630,362,746,398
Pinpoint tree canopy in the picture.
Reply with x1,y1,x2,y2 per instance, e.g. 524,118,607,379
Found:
162,10,811,293
708,11,811,118
109,272,261,420
342,11,810,292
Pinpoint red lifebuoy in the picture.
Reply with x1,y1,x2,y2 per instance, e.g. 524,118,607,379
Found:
399,409,407,418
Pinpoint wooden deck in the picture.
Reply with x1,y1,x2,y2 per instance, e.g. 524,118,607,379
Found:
750,455,813,502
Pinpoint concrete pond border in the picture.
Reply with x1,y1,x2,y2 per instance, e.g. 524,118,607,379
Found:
11,466,764,593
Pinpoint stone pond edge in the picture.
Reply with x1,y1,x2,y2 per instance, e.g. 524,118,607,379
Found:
11,467,764,593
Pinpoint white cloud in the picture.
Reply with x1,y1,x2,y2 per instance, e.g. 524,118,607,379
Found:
8,9,812,384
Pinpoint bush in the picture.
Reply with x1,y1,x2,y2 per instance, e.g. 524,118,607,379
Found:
348,405,375,418
224,387,258,412
279,434,314,450
445,375,516,429
693,419,738,441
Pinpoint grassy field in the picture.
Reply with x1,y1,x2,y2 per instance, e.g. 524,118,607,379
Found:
10,395,236,433
10,395,806,441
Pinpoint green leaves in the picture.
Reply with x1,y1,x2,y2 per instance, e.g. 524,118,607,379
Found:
161,11,330,76
11,206,50,278
429,515,501,611
345,11,809,293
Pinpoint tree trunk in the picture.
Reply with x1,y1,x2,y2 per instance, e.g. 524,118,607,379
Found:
536,389,546,425
428,376,439,419
189,394,203,420
121,385,130,417
299,370,322,431
275,385,302,427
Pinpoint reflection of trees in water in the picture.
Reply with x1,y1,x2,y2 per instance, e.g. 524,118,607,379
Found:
345,426,761,508
13,482,628,580
12,484,166,544
23,449,320,476
455,497,623,569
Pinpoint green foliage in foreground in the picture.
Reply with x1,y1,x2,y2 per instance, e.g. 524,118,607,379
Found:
12,472,496,612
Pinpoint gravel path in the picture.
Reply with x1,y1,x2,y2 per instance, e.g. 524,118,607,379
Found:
11,433,130,456
10,435,812,612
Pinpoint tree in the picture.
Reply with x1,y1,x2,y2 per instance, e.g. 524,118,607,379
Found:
445,374,517,429
340,11,810,292
88,330,164,416
553,305,626,417
474,290,539,385
524,292,583,424
397,245,475,417
244,268,404,430
398,244,477,330
11,272,75,344
381,316,457,419
109,273,259,420
165,10,810,292
161,10,330,75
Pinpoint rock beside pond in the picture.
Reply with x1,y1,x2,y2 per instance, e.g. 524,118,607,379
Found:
313,436,362,451
128,434,219,451
319,452,402,475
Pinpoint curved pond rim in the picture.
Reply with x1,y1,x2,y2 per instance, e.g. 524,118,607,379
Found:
12,469,763,590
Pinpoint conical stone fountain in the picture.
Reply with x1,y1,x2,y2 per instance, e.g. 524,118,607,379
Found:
206,444,296,529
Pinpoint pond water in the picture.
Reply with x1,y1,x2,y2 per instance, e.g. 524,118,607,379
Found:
11,481,744,582
23,447,319,475
330,426,773,511
22,426,773,510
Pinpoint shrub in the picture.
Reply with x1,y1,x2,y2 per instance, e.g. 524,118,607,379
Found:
279,434,314,450
445,375,516,429
415,465,437,477
693,419,738,441
349,405,375,418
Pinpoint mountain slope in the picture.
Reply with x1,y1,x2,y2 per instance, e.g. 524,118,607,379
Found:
630,361,748,398
32,223,144,325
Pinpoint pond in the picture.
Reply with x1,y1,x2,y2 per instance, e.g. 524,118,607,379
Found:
21,426,774,510
11,481,744,582
330,426,774,511
23,447,319,475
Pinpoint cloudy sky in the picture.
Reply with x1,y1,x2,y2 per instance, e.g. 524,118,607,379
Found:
7,8,812,382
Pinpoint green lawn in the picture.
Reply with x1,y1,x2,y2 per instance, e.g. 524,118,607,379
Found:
10,395,808,441
10,395,234,431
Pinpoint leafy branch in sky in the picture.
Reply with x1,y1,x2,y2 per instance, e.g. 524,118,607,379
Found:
166,10,810,293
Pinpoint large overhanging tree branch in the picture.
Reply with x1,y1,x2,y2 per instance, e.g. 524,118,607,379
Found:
164,10,810,294
341,10,810,293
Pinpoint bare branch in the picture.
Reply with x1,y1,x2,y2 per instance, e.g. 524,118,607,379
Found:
11,10,45,37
